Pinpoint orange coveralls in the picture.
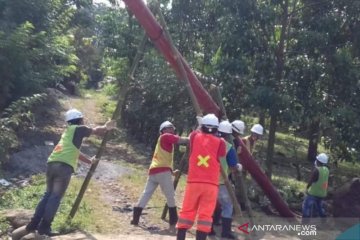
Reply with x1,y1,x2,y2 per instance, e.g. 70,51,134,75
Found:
177,131,226,232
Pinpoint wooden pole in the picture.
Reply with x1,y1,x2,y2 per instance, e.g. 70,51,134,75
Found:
154,4,243,219
209,84,255,238
68,33,148,220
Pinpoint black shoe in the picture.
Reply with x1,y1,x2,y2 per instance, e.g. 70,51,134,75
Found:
196,230,208,240
177,228,187,240
130,207,143,225
169,207,178,226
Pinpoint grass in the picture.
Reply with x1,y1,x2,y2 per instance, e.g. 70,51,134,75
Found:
118,164,187,224
80,89,116,119
0,174,118,234
272,174,307,203
0,215,9,237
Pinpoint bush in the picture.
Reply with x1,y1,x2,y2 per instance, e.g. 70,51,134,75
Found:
102,83,118,97
0,93,47,166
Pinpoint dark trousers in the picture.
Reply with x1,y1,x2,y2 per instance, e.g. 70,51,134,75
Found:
302,194,326,218
31,162,72,233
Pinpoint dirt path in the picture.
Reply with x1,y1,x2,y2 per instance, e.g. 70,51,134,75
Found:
60,95,184,239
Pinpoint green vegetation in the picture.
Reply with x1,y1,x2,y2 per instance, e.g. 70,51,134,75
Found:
0,94,47,166
1,0,360,172
272,175,307,203
0,1,359,236
0,175,116,234
102,83,119,97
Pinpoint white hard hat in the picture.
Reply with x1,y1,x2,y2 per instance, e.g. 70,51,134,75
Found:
65,109,83,122
316,153,328,164
231,120,245,134
218,120,232,134
201,114,219,127
251,124,264,135
159,121,175,132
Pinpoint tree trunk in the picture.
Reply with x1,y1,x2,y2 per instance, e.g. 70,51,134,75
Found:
307,118,320,162
265,0,289,180
259,111,266,130
265,113,277,179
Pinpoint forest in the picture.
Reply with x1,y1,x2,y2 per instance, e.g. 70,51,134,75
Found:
1,0,359,173
0,1,359,239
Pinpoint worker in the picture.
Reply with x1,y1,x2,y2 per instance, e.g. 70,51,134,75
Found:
242,123,269,210
242,122,265,166
209,120,241,239
229,120,248,210
302,153,329,223
176,114,226,240
235,123,263,176
131,120,188,227
25,109,116,236
231,120,245,153
242,123,264,155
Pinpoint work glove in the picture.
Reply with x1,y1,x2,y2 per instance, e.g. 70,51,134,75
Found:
105,119,117,130
172,169,181,178
236,163,243,172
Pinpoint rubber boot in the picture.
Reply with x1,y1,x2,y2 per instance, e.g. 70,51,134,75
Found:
196,230,208,240
130,207,143,225
221,217,236,239
176,228,187,240
169,207,178,226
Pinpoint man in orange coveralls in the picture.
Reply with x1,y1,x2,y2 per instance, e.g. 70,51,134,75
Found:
176,114,226,240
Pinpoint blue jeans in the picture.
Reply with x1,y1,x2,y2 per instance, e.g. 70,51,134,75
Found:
302,194,326,219
218,185,233,218
29,162,72,234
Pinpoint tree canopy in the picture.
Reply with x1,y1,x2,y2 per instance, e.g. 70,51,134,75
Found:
1,0,359,168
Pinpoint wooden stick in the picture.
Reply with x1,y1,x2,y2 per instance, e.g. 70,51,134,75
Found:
68,33,148,220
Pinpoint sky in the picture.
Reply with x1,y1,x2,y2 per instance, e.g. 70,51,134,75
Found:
93,0,148,7
93,0,112,6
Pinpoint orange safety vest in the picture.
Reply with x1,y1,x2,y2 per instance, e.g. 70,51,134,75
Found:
187,132,222,185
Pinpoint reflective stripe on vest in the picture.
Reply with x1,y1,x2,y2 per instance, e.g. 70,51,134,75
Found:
219,141,232,184
48,125,79,171
308,166,329,198
149,135,174,170
188,132,222,185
